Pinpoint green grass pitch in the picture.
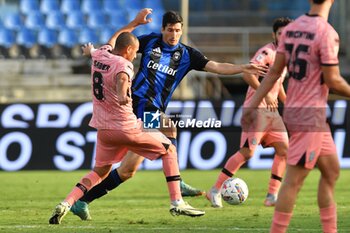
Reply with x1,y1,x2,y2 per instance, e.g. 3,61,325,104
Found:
0,169,349,233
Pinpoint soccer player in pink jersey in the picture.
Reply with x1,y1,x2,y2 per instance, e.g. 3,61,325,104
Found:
206,17,292,208
244,0,350,232
49,10,205,225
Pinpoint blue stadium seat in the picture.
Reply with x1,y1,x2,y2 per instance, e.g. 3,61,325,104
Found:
58,28,80,58
58,28,79,48
61,0,81,14
127,9,139,22
40,0,60,14
103,0,124,14
108,11,128,28
16,27,40,58
133,26,147,37
0,28,16,58
25,12,45,30
0,28,16,48
38,28,58,48
81,0,102,14
4,12,24,30
38,27,59,58
17,28,37,48
144,0,165,13
146,12,163,31
66,11,86,29
267,0,288,10
124,0,143,11
20,0,40,15
46,12,66,30
99,27,115,44
87,12,109,29
79,28,99,44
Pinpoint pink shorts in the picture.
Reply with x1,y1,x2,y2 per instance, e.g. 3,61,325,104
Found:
287,124,337,169
241,111,288,150
94,126,171,167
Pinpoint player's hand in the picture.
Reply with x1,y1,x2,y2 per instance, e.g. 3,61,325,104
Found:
242,64,268,76
82,42,94,56
133,8,153,25
264,93,278,112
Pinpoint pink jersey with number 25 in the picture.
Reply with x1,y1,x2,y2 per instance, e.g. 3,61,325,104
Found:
277,14,339,127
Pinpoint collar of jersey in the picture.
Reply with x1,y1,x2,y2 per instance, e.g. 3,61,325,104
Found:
305,13,320,17
160,39,180,51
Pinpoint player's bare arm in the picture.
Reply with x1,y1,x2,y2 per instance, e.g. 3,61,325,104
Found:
116,72,131,105
204,61,268,76
243,52,286,123
243,72,278,112
108,8,152,49
322,65,350,97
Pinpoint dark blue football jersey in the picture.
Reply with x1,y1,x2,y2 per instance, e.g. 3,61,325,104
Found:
132,33,209,113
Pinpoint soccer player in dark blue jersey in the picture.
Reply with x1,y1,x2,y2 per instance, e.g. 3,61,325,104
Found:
71,8,267,220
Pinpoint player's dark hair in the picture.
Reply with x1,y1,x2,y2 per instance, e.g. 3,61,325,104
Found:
162,11,183,28
115,32,138,51
313,0,326,4
273,17,293,33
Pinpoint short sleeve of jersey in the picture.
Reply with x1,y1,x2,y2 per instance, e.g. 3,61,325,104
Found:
320,27,339,65
115,57,134,79
188,46,209,71
99,44,113,52
137,33,157,53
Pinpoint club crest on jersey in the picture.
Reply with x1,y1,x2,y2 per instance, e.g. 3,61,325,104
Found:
172,51,181,61
151,47,162,57
251,138,257,145
256,54,265,62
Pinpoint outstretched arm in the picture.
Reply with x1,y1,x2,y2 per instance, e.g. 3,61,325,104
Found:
243,72,278,111
108,8,152,49
81,8,152,56
241,52,286,124
204,61,268,76
247,53,286,109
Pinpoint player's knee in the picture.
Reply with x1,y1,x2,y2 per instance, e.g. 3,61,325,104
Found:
323,168,340,185
239,147,254,160
284,178,303,192
274,142,288,157
93,166,111,179
118,168,137,181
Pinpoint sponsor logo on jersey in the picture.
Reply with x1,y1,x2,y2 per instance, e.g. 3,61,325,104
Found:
151,47,162,57
147,60,177,76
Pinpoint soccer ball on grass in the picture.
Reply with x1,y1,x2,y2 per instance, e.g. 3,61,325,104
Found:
221,177,249,205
